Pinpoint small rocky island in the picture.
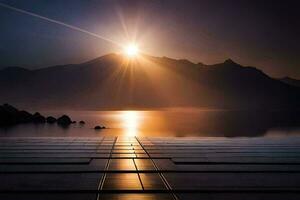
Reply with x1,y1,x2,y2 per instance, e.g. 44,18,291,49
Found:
0,104,107,130
0,104,73,127
94,125,106,130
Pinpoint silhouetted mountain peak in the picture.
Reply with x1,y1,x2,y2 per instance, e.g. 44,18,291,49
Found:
224,59,239,66
81,53,120,65
159,56,195,65
197,62,206,66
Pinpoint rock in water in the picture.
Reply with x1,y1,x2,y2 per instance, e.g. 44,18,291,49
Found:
94,125,106,130
0,104,76,127
46,116,57,123
18,111,33,123
57,115,72,126
32,112,46,123
79,120,85,124
0,104,19,126
94,126,101,130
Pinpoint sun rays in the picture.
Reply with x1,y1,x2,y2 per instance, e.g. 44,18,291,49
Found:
0,1,177,111
124,43,139,57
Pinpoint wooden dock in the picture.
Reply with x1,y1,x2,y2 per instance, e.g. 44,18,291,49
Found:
0,136,300,199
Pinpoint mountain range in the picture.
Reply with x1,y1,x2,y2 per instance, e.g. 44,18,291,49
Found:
0,53,299,110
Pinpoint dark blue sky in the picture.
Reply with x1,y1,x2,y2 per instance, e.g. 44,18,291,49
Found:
0,0,299,78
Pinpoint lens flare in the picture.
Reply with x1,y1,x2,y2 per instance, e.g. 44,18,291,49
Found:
124,44,139,57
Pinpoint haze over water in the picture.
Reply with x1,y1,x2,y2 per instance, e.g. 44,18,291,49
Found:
1,108,300,138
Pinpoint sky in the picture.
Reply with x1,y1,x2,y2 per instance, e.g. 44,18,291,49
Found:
0,0,299,78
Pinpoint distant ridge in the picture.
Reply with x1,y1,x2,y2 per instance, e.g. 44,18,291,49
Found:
0,54,299,110
279,77,300,87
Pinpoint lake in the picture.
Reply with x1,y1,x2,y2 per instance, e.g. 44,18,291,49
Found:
0,108,300,137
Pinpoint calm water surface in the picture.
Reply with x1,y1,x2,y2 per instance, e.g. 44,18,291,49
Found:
0,109,300,137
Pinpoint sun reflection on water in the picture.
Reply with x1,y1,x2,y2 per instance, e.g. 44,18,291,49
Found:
121,111,141,136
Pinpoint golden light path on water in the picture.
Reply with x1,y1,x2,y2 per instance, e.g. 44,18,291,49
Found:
120,111,142,136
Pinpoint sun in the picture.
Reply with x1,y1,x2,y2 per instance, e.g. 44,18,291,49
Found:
124,44,139,57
